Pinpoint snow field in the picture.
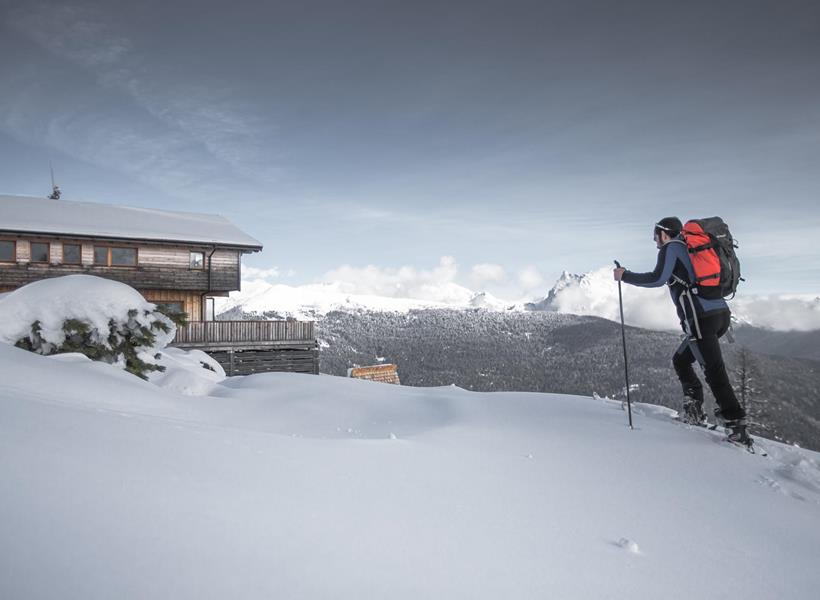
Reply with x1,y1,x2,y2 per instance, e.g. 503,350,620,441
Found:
2,342,820,599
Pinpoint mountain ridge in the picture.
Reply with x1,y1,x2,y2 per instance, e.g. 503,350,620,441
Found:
219,267,820,333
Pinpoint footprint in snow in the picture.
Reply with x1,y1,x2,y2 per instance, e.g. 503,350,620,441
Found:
613,538,641,554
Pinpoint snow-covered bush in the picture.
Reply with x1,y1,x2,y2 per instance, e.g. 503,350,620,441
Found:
0,275,175,379
148,347,226,395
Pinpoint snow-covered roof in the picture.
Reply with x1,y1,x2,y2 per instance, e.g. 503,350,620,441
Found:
0,194,263,251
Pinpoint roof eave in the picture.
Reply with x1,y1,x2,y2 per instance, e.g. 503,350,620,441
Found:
0,228,263,252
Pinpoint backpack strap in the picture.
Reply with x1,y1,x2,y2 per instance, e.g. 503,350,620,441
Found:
676,335,706,366
688,242,715,253
678,289,703,341
670,273,692,289
665,240,696,290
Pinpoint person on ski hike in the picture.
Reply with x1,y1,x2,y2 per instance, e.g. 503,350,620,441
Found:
612,216,751,446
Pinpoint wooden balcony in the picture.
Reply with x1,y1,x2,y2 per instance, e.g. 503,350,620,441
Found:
171,320,316,351
171,320,319,375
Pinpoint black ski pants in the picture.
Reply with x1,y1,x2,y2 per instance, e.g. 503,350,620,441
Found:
672,310,746,422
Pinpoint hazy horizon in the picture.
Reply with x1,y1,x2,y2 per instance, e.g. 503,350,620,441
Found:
2,0,819,298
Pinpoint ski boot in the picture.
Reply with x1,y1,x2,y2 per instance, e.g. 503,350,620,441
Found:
681,389,707,427
724,418,753,449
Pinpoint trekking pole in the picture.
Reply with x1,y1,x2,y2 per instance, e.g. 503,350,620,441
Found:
614,260,634,429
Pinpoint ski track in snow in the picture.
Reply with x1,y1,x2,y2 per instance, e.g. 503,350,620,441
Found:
634,401,820,506
586,392,820,507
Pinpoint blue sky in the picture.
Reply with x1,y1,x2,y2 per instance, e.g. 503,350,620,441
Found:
1,0,819,298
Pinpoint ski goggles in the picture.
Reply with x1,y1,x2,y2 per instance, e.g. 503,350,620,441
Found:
653,222,677,239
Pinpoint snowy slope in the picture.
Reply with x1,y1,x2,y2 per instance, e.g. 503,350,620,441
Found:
2,342,819,599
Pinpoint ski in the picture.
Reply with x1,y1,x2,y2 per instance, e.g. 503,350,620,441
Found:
725,438,766,456
673,414,768,456
673,415,709,428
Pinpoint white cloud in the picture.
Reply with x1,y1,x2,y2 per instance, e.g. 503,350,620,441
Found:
323,256,475,305
242,266,284,282
730,295,820,331
470,263,506,287
518,266,545,292
223,261,820,330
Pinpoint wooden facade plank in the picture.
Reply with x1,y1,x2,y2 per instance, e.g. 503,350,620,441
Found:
0,263,239,293
0,236,242,293
171,320,316,345
207,347,320,376
141,289,202,322
16,240,30,262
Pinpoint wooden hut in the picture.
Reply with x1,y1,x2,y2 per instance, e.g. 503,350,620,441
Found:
0,194,318,375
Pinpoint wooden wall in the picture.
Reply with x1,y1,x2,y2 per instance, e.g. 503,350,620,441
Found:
16,240,30,261
141,290,203,322
0,233,244,295
211,249,241,290
207,346,320,376
348,364,401,385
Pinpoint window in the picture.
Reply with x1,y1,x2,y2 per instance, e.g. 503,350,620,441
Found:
155,301,185,315
205,297,215,321
111,247,137,266
153,301,187,323
94,246,137,267
0,240,15,262
93,246,109,265
190,251,205,269
63,244,82,265
30,242,50,263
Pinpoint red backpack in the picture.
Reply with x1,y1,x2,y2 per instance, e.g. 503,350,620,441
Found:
681,217,742,300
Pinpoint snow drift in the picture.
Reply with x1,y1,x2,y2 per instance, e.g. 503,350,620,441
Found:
1,341,819,599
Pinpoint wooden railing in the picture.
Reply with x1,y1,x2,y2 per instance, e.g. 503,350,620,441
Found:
172,320,316,346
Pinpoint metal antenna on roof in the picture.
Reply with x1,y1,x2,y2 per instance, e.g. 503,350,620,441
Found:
48,161,61,200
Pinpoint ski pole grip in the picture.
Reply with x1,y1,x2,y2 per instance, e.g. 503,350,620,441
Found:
614,260,622,268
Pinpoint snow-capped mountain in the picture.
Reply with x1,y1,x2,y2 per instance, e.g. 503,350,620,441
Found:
525,267,678,331
526,268,820,333
215,279,514,320
219,267,820,332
